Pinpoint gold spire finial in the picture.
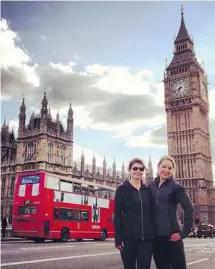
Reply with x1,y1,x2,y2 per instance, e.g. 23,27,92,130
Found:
180,5,184,15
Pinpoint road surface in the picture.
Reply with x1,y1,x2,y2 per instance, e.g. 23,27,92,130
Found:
1,238,215,269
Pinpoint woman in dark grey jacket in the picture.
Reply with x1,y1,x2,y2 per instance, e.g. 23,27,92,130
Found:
149,155,194,269
114,158,155,269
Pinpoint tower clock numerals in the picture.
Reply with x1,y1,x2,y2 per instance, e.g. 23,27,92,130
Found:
170,78,189,98
200,81,207,101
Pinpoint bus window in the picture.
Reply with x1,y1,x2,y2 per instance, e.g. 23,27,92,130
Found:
59,208,68,221
21,175,40,185
67,209,73,221
53,208,59,220
18,206,37,215
73,209,82,221
47,176,59,190
100,189,108,199
60,180,73,192
81,211,89,222
88,186,94,196
94,187,100,198
81,185,89,195
74,183,81,193
109,190,115,200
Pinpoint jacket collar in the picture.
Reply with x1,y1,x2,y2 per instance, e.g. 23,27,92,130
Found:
123,179,146,189
154,176,174,186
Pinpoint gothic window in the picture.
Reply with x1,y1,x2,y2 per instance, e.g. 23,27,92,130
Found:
10,176,15,196
1,175,6,196
26,142,35,158
60,145,65,164
48,143,53,162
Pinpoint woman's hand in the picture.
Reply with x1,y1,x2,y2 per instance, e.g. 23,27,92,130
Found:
170,233,181,241
116,241,124,250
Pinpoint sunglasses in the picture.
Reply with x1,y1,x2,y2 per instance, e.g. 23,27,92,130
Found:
132,167,145,172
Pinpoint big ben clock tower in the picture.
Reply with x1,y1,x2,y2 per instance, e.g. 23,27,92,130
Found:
164,7,215,224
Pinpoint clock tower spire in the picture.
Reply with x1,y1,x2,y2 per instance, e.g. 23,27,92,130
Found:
164,7,215,225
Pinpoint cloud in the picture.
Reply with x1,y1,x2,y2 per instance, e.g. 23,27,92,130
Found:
1,66,39,100
0,19,39,100
88,94,163,124
0,19,30,66
123,124,167,149
7,119,19,134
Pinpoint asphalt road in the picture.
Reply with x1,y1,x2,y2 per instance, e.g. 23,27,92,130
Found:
1,238,215,269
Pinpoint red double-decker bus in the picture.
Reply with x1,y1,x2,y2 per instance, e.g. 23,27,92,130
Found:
12,171,116,243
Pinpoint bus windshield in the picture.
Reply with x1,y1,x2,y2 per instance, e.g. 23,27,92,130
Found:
21,175,40,184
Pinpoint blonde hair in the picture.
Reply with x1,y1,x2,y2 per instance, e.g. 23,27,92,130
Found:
157,155,176,178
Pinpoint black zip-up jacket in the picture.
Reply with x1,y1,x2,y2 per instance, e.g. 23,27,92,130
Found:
114,180,155,247
149,176,194,239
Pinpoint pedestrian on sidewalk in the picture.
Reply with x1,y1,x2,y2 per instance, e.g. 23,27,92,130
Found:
114,158,155,269
149,155,194,269
1,215,8,239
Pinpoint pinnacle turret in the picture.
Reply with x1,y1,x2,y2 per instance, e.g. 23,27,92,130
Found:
18,96,26,136
41,92,48,118
20,96,26,112
174,6,193,45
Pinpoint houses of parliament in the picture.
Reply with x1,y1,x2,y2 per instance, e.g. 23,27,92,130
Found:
1,8,215,225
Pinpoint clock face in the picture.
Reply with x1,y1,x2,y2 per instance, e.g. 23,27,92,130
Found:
200,81,207,100
171,79,189,98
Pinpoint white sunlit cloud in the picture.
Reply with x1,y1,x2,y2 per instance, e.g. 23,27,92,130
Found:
87,64,155,96
0,19,30,66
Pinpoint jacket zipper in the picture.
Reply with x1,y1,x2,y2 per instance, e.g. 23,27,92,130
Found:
156,182,163,204
138,190,144,241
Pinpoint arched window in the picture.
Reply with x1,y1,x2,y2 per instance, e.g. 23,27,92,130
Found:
26,142,35,158
48,143,53,162
60,145,65,164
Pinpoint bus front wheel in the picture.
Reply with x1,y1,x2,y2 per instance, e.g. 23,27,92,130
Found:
61,228,70,242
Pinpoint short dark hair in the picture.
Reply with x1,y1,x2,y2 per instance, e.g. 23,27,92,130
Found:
128,158,146,170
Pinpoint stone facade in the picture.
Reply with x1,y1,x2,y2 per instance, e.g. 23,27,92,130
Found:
1,94,153,223
164,9,215,225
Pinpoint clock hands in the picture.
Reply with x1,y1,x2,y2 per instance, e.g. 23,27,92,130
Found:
172,86,182,96
176,86,182,96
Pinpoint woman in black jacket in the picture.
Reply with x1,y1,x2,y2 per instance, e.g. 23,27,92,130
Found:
114,158,155,269
149,155,194,269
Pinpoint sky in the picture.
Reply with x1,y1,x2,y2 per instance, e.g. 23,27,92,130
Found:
1,1,215,177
